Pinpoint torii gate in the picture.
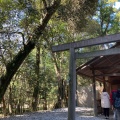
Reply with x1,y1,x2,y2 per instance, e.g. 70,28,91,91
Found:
52,33,120,120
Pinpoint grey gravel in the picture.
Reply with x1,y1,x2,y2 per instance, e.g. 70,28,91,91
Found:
0,107,114,120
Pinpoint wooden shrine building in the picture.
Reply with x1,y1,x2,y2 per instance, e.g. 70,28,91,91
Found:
52,33,120,120
76,42,120,114
76,42,120,92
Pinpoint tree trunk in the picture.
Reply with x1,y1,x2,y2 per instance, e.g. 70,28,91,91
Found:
8,86,13,115
43,92,47,110
32,45,40,111
2,96,7,116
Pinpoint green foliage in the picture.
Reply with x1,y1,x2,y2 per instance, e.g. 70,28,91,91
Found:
94,0,120,35
77,76,92,86
0,0,14,28
57,0,98,32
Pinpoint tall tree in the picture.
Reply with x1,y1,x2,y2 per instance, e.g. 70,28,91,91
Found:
94,0,120,36
0,0,61,103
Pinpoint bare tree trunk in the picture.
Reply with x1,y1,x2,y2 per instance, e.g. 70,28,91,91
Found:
32,45,40,111
43,91,47,110
2,96,7,116
8,86,13,115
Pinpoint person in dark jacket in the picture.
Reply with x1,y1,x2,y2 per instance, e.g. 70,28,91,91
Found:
113,89,120,120
110,89,117,119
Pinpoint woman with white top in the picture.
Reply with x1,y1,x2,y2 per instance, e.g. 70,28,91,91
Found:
101,88,110,119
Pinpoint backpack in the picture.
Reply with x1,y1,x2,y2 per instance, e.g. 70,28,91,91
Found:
114,90,120,109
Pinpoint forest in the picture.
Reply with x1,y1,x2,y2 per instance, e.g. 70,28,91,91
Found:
0,0,120,116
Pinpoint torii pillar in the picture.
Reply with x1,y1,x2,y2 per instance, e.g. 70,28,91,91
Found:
68,47,76,120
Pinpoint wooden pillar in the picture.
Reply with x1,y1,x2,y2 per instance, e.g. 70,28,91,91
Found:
92,70,97,116
76,74,78,106
103,77,106,89
68,48,76,120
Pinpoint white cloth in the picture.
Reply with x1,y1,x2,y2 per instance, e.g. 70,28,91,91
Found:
101,92,110,108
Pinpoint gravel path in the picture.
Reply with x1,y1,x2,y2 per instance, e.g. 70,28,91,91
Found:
0,107,114,120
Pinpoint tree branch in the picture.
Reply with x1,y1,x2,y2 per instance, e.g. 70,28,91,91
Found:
42,0,47,9
0,31,25,47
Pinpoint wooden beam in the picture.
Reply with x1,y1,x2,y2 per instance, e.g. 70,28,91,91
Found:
52,33,120,52
92,70,97,116
75,47,120,59
95,73,120,76
92,65,120,70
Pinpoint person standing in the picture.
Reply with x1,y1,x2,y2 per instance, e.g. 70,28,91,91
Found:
113,89,120,120
101,88,110,119
110,89,117,120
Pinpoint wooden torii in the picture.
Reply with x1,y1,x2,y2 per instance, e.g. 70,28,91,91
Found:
52,33,120,120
